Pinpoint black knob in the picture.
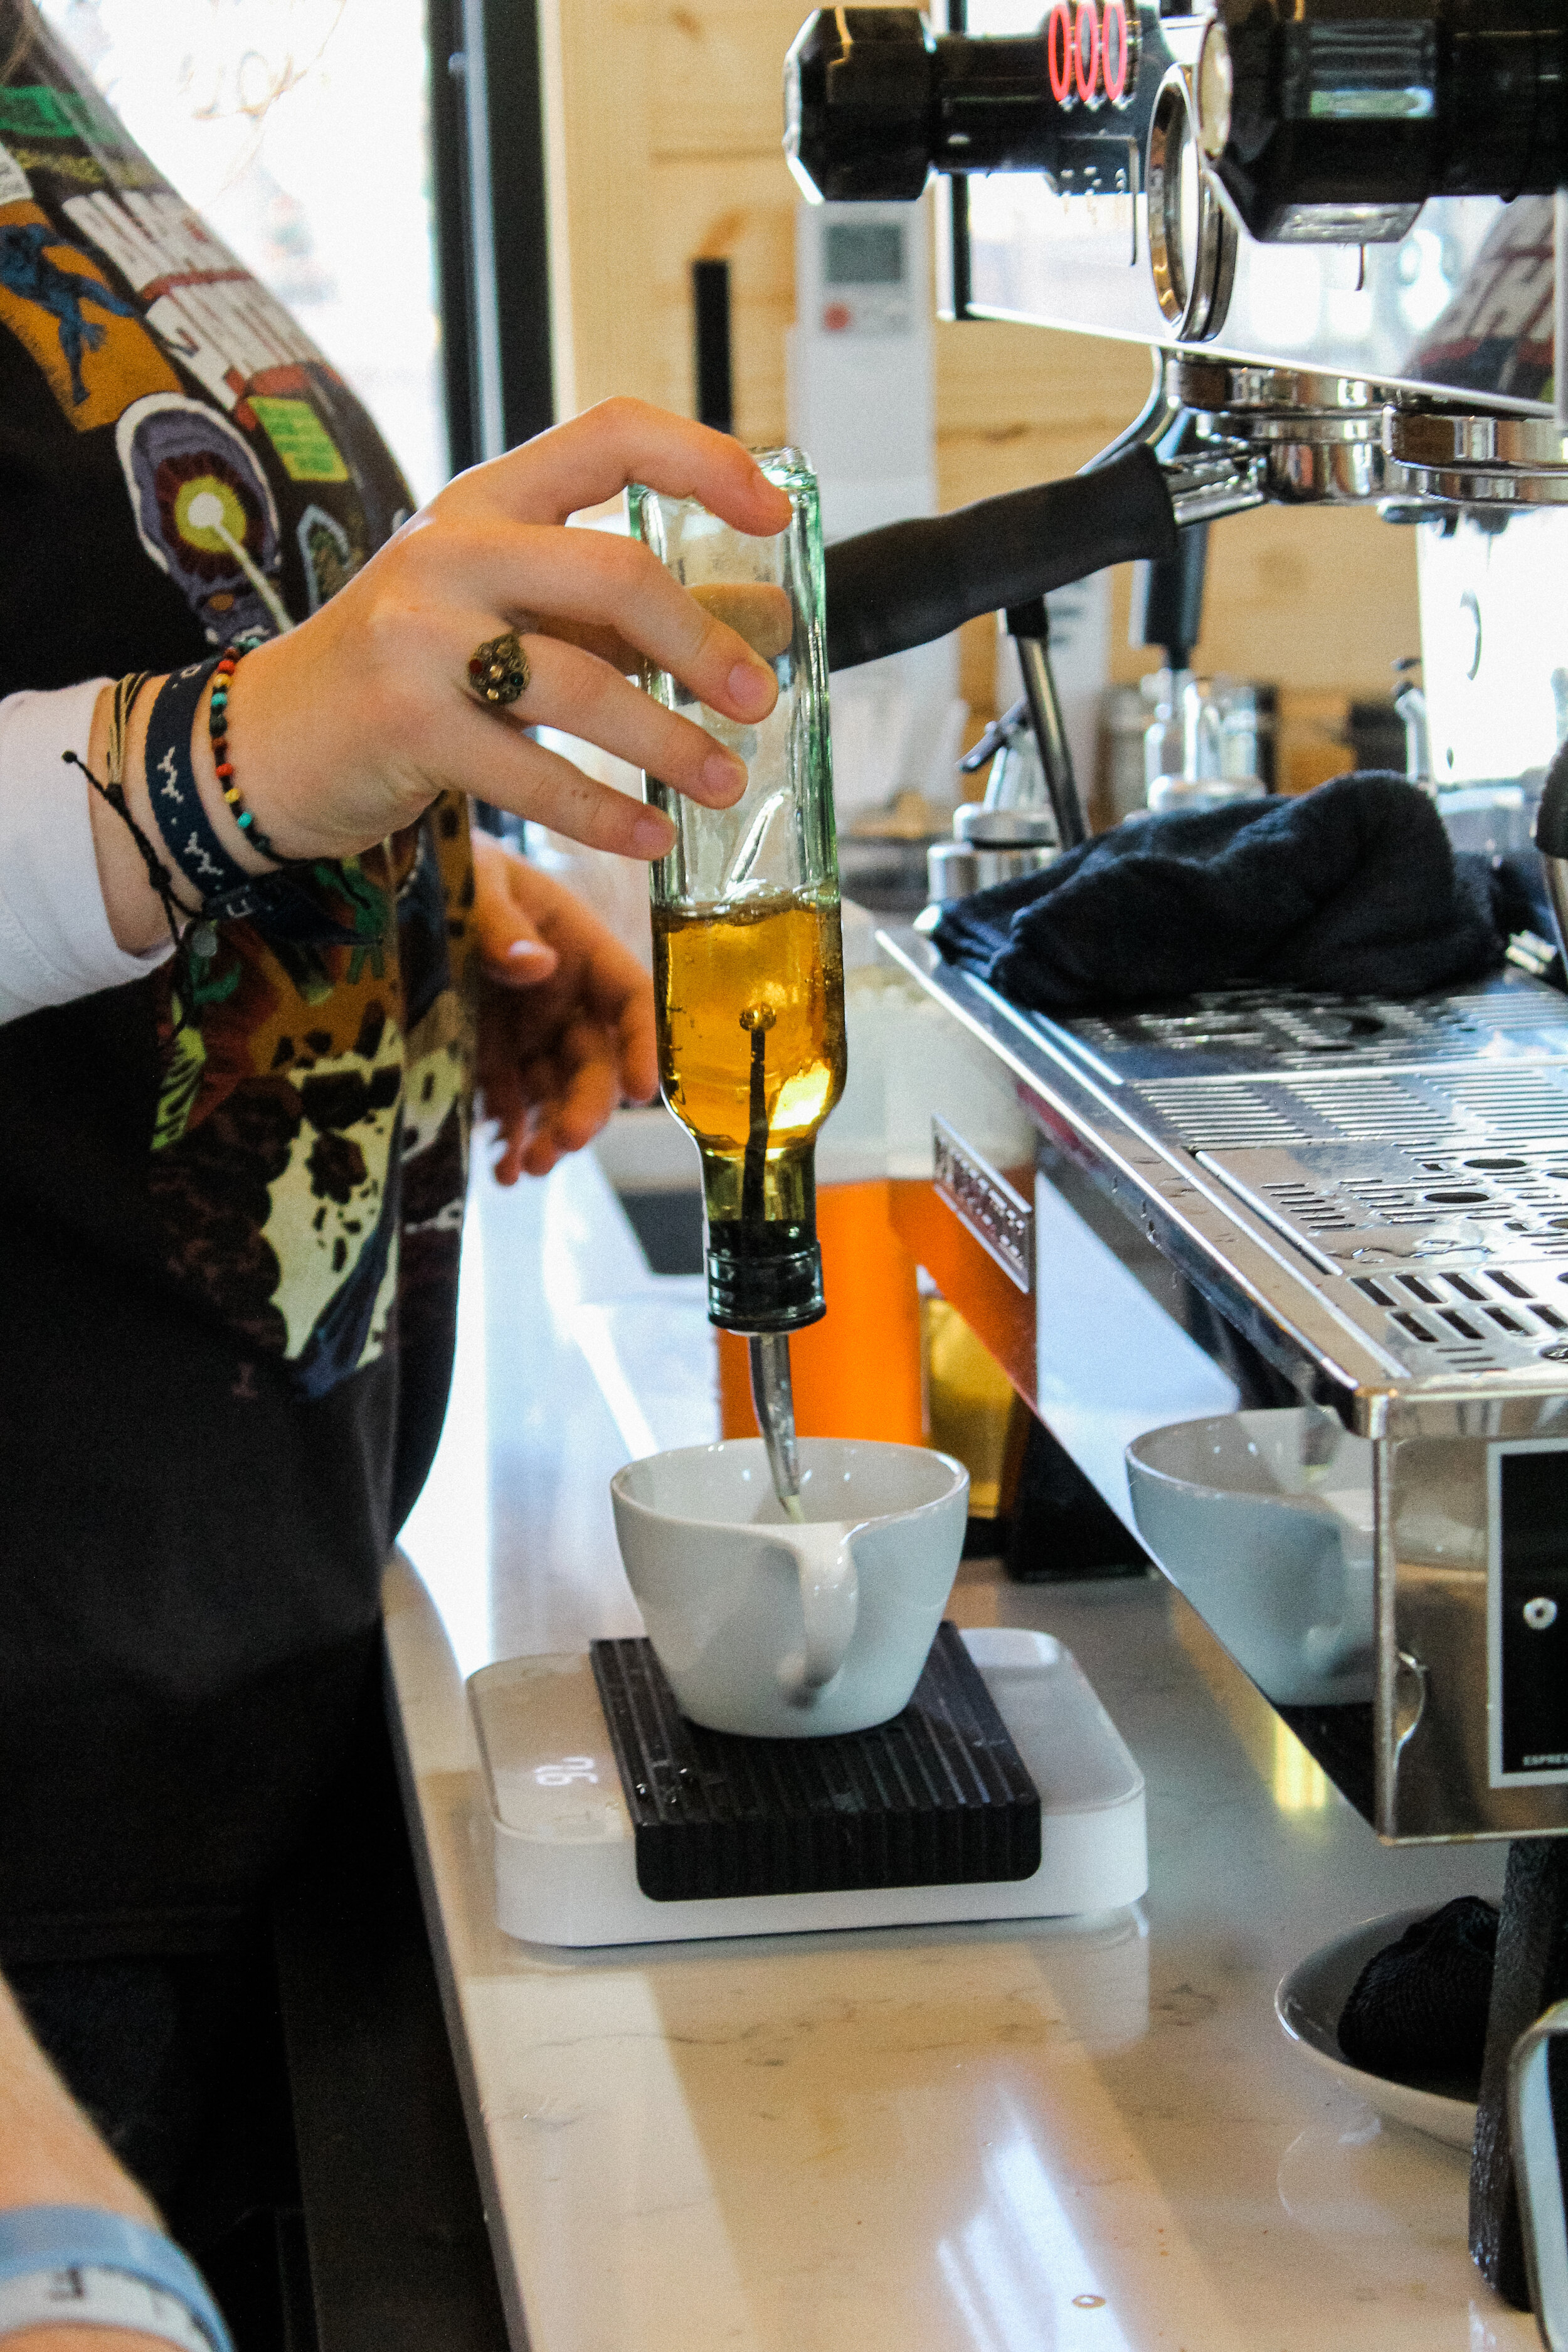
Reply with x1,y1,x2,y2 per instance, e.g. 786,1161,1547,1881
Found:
1201,0,1568,245
785,8,1083,204
786,8,936,203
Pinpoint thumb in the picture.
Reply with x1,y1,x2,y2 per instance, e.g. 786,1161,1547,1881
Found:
479,884,564,992
474,848,561,987
489,930,560,988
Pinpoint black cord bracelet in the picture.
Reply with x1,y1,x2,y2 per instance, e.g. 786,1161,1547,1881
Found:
63,748,193,956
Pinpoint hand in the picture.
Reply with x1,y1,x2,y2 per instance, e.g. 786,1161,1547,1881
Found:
94,399,793,956
472,833,658,1184
194,398,792,861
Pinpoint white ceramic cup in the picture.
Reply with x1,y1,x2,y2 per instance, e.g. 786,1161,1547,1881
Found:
610,1437,970,1739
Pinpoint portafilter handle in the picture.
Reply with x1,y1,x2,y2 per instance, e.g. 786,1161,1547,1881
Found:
824,443,1176,674
1536,744,1568,970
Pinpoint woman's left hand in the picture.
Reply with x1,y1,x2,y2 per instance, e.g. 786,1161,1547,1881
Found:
472,831,657,1183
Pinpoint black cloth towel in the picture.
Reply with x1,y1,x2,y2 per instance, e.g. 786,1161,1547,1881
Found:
1337,1895,1499,2099
933,773,1510,1012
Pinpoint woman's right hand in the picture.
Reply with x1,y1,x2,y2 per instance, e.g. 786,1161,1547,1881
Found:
147,398,790,868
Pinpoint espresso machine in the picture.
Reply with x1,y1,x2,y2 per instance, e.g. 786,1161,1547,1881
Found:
784,0,1568,2312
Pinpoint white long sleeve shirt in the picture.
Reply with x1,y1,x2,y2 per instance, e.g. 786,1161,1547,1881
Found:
0,681,175,1026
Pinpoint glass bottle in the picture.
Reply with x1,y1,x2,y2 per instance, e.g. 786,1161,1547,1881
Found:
628,447,846,1336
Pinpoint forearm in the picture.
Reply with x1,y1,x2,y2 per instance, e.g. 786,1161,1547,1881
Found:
0,1969,157,2221
0,1973,171,2352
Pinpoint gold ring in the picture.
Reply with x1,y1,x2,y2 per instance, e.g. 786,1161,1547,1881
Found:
467,630,530,708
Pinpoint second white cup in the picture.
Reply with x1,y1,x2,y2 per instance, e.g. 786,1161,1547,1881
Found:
610,1437,969,1739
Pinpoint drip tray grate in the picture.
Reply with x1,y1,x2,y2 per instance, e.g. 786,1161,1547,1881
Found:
1053,977,1568,1083
589,1623,1042,1902
1201,1141,1568,1274
1140,1067,1568,1155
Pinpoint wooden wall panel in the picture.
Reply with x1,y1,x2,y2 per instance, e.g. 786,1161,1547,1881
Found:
539,0,654,419
649,0,803,156
543,0,1421,712
645,153,798,436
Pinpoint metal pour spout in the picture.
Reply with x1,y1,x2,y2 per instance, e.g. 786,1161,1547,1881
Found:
749,1332,804,1522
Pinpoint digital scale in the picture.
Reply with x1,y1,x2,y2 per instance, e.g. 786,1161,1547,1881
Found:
469,1626,1147,1949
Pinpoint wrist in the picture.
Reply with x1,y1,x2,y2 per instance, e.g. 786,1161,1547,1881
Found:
202,629,356,867
124,670,277,888
82,686,186,958
0,2210,231,2352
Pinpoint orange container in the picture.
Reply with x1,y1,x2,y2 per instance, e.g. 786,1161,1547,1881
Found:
717,1179,925,1444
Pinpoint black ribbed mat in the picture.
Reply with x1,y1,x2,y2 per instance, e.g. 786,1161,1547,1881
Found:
588,1622,1041,1903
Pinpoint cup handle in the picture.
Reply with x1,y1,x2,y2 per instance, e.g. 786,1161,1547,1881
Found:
779,1524,859,1692
1508,1998,1568,2348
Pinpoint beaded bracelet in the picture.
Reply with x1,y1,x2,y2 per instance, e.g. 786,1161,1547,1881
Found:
208,634,279,861
139,650,364,948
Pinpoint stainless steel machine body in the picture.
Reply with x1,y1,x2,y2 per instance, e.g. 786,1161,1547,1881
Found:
786,0,1568,1843
880,933,1568,1843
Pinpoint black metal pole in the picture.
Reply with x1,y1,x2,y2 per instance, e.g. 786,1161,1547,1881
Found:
425,0,478,475
425,0,554,473
692,257,733,434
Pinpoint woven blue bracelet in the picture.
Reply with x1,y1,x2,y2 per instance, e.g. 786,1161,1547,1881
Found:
140,662,362,943
0,2206,234,2352
143,657,273,915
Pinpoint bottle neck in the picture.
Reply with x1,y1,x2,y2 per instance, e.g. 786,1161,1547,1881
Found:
701,1140,825,1335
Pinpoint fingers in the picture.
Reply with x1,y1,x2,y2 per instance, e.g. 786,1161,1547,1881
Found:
482,911,560,990
474,839,659,1180
543,1028,624,1156
457,714,677,858
487,398,794,536
482,1057,536,1185
495,937,559,987
484,1022,624,1182
452,622,774,855
492,632,755,812
430,524,778,724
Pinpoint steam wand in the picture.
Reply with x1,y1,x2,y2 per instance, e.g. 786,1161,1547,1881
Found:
740,1004,805,1521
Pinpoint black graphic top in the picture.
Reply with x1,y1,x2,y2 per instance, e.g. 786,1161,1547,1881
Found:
0,7,477,1960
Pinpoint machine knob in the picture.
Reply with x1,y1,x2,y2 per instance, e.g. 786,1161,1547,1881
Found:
786,8,934,203
785,7,1086,204
1197,0,1568,245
